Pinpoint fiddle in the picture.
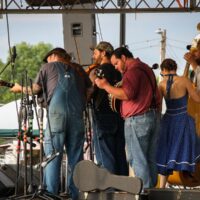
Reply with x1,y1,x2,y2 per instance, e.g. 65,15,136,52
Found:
85,64,98,75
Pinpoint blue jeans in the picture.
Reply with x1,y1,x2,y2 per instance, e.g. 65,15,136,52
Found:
93,112,128,175
125,110,160,189
43,64,85,200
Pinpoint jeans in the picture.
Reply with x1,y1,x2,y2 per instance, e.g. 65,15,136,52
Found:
125,110,160,189
43,64,85,200
93,112,128,175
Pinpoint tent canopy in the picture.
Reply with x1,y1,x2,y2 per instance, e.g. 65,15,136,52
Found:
0,100,46,137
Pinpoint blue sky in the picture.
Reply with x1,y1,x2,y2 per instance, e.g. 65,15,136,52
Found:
95,12,200,75
0,12,199,76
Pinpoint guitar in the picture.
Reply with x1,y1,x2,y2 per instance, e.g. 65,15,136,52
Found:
0,80,14,88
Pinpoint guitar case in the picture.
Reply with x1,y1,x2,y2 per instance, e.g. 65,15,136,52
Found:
73,160,142,194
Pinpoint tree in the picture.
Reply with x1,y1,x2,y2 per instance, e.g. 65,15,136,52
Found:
0,42,53,104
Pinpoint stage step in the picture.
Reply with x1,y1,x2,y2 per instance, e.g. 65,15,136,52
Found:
79,191,139,200
147,188,200,200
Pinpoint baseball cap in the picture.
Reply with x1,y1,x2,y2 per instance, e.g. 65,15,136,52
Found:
43,47,71,62
91,41,114,55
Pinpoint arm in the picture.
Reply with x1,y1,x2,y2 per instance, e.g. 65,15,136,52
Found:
184,52,198,70
158,83,164,113
95,78,128,100
10,83,41,95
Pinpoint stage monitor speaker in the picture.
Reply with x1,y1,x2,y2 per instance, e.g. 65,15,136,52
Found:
0,164,39,198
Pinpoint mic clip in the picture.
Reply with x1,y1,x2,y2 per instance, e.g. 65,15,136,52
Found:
34,151,60,169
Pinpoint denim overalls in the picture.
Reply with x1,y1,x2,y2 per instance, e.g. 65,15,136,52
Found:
43,63,85,199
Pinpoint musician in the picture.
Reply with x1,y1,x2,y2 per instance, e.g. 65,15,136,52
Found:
95,47,161,189
89,41,128,176
184,34,200,90
156,58,200,188
11,47,92,200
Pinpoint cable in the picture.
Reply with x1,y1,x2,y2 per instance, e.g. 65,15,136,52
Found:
128,38,159,46
167,37,188,44
167,44,185,50
73,36,81,64
5,14,12,58
96,14,103,41
132,44,159,51
166,44,182,63
5,13,20,129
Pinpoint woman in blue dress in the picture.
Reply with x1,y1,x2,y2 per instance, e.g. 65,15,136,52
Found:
157,58,200,188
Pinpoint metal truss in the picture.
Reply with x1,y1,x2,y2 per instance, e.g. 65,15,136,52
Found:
0,0,200,14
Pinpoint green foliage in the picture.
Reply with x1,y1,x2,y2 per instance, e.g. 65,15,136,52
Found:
0,42,53,104
0,138,6,144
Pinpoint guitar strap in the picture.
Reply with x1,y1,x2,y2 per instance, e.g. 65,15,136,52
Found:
138,67,157,109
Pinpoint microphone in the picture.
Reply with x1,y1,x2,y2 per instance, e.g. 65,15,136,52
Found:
34,151,60,169
11,46,17,63
152,63,159,70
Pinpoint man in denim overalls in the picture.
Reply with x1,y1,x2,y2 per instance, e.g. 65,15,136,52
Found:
11,47,92,199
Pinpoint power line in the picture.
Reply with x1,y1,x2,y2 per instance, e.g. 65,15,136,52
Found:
167,44,186,50
166,43,182,63
167,40,186,50
128,38,159,46
167,37,188,44
132,44,159,51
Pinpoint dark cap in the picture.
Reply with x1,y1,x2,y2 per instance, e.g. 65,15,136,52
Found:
91,41,114,55
43,47,71,62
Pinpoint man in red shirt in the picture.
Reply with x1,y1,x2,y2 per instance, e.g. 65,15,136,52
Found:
95,47,161,189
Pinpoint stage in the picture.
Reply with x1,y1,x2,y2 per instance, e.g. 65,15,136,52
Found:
1,162,200,200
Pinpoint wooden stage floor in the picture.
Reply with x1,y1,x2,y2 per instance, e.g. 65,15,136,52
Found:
1,189,200,200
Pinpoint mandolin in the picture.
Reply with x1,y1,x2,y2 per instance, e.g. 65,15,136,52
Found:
0,80,14,88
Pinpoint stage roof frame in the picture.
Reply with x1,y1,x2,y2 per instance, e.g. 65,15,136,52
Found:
0,0,200,14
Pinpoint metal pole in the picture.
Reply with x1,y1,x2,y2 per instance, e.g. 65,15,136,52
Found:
119,13,126,46
118,0,126,46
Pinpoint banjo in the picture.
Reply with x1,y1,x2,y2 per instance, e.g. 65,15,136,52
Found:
95,68,121,113
108,81,122,113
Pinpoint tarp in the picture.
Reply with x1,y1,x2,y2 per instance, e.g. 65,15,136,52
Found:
0,100,46,137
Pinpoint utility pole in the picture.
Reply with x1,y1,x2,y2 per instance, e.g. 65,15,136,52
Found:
156,28,166,64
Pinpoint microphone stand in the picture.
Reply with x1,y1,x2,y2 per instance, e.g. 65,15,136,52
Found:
10,74,38,200
83,101,94,161
22,74,29,197
26,77,35,195
14,73,29,200
38,106,44,189
11,77,25,198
